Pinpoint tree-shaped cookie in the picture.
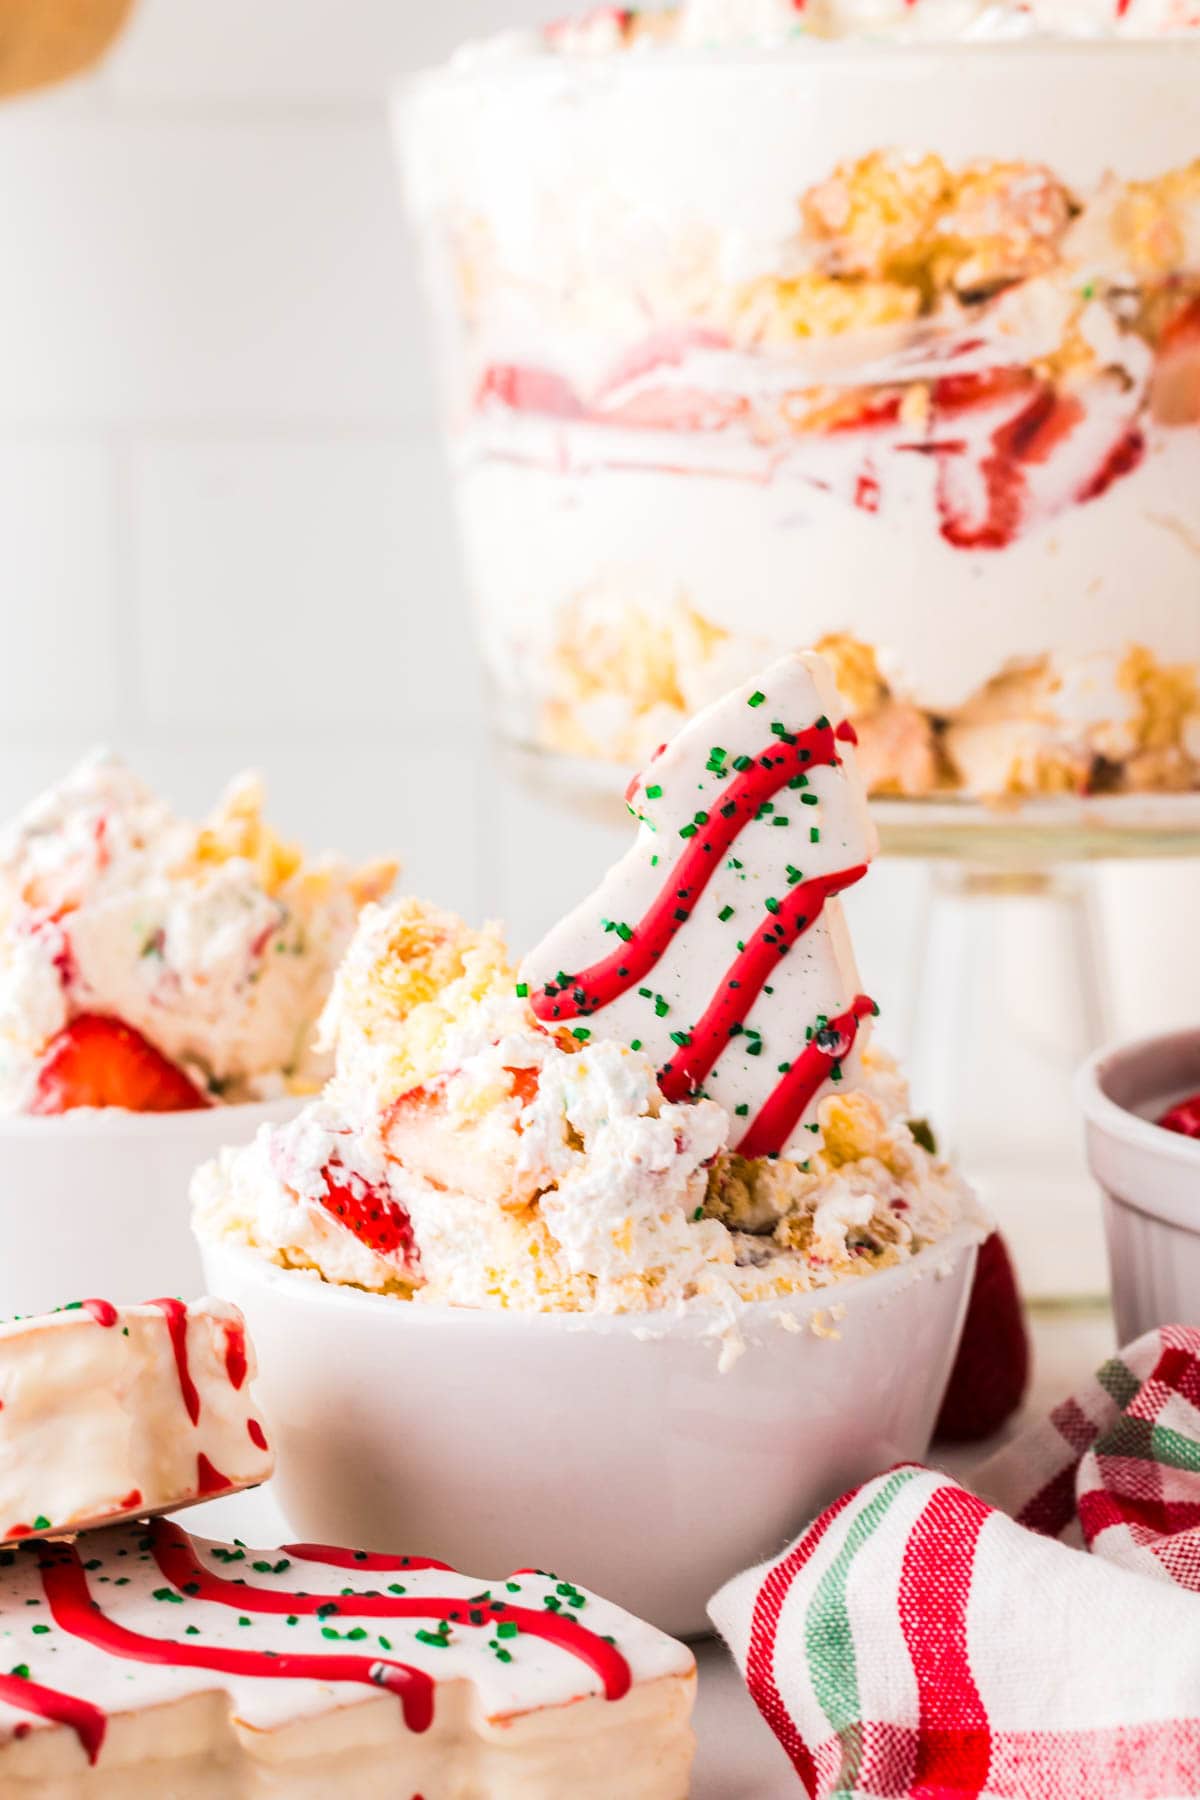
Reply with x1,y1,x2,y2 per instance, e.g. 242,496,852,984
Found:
522,652,879,1157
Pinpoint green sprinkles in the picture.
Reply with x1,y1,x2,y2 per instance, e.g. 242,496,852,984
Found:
645,783,662,799
718,904,734,922
571,1027,590,1043
515,981,529,999
747,690,765,707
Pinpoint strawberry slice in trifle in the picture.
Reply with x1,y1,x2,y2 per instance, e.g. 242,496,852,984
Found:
194,655,981,1330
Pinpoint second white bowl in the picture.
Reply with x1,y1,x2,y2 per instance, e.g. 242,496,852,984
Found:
202,1224,980,1637
0,1098,303,1319
1078,1027,1200,1345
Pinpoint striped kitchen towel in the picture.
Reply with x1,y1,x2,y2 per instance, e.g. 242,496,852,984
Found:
709,1325,1200,1799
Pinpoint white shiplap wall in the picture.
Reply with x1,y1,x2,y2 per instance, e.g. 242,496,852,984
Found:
0,0,1195,1069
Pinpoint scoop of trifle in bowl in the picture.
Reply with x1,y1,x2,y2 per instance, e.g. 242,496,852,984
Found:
195,653,983,1634
0,752,396,1314
401,0,1200,803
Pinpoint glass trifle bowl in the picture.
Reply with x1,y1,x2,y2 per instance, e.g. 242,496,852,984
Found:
399,6,1200,808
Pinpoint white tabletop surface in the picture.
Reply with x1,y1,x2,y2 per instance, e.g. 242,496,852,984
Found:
191,1303,1115,1798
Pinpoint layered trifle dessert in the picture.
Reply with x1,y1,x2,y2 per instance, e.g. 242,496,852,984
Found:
402,0,1200,799
0,754,396,1114
195,653,977,1325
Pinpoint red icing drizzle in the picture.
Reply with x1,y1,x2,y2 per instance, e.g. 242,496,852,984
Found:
147,1299,199,1426
195,1455,232,1498
530,718,848,1023
284,1543,453,1573
223,1324,247,1391
247,1419,268,1451
153,1522,631,1702
736,995,876,1158
0,1670,107,1765
80,1300,118,1328
37,1541,435,1734
116,1489,142,1512
530,715,874,1154
657,867,868,1105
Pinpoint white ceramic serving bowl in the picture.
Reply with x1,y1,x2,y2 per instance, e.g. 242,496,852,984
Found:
1078,1028,1200,1346
0,1098,303,1319
201,1222,980,1637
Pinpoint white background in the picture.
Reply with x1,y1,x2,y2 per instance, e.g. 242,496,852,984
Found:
0,0,1195,1058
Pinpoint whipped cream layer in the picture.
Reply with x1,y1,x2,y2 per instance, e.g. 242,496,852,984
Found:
0,1519,694,1798
403,38,1200,797
0,1299,272,1541
0,754,396,1111
477,0,1200,52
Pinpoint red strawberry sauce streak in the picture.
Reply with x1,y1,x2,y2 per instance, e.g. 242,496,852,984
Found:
80,1300,118,1328
529,718,873,1155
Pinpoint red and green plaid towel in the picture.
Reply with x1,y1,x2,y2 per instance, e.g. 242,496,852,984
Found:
709,1326,1200,1799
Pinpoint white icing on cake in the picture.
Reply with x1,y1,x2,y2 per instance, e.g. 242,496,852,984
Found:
0,1300,272,1540
0,1520,695,1797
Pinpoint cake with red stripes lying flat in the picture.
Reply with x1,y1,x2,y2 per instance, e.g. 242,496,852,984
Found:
0,1299,272,1542
0,1517,695,1796
194,651,977,1321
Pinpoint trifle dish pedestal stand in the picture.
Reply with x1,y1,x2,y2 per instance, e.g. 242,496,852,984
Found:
508,740,1200,1303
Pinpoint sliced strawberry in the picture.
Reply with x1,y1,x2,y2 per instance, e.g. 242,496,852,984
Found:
1158,1092,1200,1140
597,386,750,434
475,364,583,419
1152,296,1200,427
932,379,1083,550
598,325,731,396
318,1161,419,1267
822,391,903,434
29,1014,211,1115
935,1232,1030,1444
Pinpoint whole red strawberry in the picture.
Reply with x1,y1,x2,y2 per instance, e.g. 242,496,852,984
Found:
935,1231,1030,1444
29,1014,210,1114
1158,1092,1200,1139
